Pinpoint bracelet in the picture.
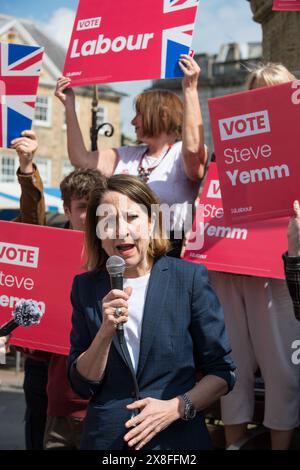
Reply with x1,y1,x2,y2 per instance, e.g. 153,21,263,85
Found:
19,170,35,176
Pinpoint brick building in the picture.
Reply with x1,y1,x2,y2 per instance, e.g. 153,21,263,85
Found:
247,0,300,75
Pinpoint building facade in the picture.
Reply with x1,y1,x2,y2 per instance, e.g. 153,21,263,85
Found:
0,14,125,187
150,42,262,154
247,0,300,76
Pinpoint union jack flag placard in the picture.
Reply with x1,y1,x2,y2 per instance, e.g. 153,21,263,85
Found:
64,0,199,86
0,42,44,148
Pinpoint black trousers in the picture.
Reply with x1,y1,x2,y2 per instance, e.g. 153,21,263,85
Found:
23,357,48,450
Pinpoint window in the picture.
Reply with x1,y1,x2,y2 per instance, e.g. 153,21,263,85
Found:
62,160,75,178
34,96,52,127
96,106,108,135
0,156,16,182
35,158,52,185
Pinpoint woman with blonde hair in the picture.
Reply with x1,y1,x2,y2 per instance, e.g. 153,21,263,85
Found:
246,62,296,89
67,174,235,450
209,62,300,450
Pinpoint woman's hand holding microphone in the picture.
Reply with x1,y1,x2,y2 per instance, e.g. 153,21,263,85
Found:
100,287,132,336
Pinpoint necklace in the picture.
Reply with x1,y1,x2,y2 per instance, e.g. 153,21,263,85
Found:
137,145,172,183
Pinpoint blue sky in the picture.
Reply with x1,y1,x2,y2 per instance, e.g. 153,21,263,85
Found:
0,0,78,21
1,0,261,137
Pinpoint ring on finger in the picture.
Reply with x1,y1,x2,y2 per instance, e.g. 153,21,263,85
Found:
115,307,123,318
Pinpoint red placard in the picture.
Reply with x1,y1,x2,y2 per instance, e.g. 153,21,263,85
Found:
63,0,199,86
273,0,300,10
183,163,289,279
208,80,300,223
0,221,85,354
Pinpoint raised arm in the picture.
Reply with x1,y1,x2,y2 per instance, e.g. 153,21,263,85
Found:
10,130,46,225
178,55,208,181
55,77,118,176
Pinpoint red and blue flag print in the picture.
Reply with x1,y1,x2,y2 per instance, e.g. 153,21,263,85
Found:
0,42,44,148
64,0,199,86
162,0,199,78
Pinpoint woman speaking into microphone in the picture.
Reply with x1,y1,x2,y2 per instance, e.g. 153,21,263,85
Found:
68,174,235,450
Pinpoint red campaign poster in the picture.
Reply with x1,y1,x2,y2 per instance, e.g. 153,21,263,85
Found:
0,221,85,355
182,163,289,279
208,80,300,223
273,0,300,10
63,0,199,86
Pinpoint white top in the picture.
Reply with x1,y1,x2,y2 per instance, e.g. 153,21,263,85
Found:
123,272,151,372
115,142,199,231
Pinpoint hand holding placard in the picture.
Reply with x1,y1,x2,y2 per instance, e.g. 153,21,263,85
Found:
11,130,38,174
55,76,76,108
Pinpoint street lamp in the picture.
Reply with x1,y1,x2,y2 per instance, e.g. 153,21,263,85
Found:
90,85,114,151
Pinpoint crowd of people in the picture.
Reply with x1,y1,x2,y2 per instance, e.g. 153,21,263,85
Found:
1,54,300,450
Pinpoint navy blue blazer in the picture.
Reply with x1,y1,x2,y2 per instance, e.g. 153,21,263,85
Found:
68,256,235,450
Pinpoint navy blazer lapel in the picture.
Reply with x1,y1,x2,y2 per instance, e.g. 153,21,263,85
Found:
136,256,170,380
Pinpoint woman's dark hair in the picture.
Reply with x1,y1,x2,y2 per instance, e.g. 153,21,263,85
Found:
85,174,170,271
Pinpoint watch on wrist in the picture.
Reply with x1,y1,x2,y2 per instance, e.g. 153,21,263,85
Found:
180,393,197,421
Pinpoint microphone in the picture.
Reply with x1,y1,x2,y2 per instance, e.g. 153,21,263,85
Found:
106,256,140,410
0,300,44,336
106,255,126,331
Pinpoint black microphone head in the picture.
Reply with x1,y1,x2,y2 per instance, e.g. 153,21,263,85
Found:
106,255,126,276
